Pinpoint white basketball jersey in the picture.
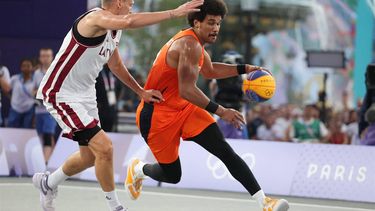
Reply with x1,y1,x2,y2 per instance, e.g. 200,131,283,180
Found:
36,8,122,104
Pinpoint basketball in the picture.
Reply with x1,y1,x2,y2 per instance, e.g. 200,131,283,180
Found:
242,70,276,102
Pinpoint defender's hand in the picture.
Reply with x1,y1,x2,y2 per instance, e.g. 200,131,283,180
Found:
141,89,164,104
217,108,245,129
170,0,204,18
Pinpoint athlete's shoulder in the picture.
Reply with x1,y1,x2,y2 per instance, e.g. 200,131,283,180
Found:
175,36,201,53
79,8,110,27
82,8,106,21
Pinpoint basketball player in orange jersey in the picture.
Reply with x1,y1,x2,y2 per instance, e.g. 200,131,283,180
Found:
31,0,204,211
126,0,289,210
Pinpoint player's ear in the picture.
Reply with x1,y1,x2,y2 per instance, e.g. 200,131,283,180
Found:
117,0,122,8
194,20,201,29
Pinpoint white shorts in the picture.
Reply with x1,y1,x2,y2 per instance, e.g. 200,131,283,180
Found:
43,100,100,139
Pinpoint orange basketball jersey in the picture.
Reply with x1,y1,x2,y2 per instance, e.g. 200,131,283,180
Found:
144,28,204,111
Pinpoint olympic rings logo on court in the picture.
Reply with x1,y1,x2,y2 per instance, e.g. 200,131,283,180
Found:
206,153,256,180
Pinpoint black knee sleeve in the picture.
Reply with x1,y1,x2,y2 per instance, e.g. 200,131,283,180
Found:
143,158,182,184
160,161,182,184
73,125,101,146
42,134,53,146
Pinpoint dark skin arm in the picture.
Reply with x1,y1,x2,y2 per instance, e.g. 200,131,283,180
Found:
200,50,268,79
172,37,245,128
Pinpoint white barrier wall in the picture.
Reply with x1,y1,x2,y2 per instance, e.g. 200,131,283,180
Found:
0,128,374,203
0,128,45,176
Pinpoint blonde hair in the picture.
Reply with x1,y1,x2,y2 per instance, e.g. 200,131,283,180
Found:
101,0,112,6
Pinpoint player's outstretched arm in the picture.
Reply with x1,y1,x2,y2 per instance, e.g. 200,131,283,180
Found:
177,38,245,128
107,49,163,104
200,50,267,79
94,0,203,30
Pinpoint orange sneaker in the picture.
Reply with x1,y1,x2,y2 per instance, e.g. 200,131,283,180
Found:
125,158,144,200
263,197,289,211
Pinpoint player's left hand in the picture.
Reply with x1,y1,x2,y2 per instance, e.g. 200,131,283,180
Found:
245,64,272,75
141,89,164,103
218,108,246,129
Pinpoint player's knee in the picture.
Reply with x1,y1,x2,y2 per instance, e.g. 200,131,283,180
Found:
96,142,113,161
42,134,54,146
166,171,181,184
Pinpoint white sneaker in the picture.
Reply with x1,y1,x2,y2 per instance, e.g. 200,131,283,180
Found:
32,172,58,211
125,158,145,200
263,197,289,211
114,205,128,211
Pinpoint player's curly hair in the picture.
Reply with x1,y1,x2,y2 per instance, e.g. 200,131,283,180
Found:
187,0,228,27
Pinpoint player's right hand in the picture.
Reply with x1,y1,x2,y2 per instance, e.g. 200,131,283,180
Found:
245,65,273,75
141,89,164,104
170,0,204,18
218,108,246,129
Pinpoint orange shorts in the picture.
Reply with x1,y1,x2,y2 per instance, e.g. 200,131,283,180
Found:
136,101,215,164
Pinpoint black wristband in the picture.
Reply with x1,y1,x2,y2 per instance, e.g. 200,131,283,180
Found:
237,64,246,75
205,101,219,113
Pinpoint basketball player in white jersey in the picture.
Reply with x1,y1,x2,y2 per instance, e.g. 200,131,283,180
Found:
32,0,203,210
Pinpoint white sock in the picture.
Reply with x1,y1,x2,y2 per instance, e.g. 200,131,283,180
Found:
252,190,266,208
47,167,69,189
104,190,123,211
134,160,146,178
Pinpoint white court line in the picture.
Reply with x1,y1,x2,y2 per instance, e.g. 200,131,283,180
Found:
0,183,373,211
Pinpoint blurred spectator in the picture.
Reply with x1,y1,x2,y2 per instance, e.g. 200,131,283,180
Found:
54,124,62,146
117,69,143,112
310,104,321,120
210,51,247,139
96,64,117,132
0,54,11,126
31,57,40,72
346,109,359,145
359,92,373,138
34,48,57,163
359,64,375,145
337,90,353,113
246,104,271,139
272,105,293,141
287,104,330,143
361,102,375,145
245,109,257,139
217,119,248,139
327,116,349,145
290,106,302,121
7,59,37,128
256,112,281,141
210,51,244,111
